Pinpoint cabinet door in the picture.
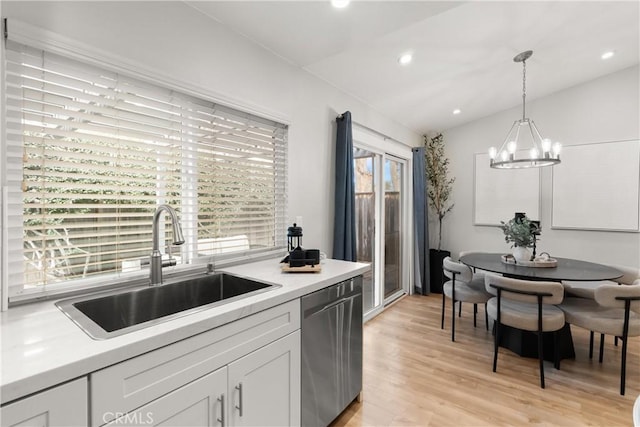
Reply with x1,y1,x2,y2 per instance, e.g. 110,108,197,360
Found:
0,378,87,427
228,331,300,427
105,367,226,427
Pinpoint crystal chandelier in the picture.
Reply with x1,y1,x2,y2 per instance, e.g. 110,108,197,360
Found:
489,50,561,169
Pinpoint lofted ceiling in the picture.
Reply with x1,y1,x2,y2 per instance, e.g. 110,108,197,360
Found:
185,1,640,136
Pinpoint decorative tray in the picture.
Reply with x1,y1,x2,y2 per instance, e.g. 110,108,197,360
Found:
281,263,322,273
501,254,558,268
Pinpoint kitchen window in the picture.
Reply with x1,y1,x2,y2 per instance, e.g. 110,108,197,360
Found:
3,40,287,302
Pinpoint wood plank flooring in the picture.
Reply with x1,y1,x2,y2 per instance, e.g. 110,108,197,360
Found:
332,294,639,426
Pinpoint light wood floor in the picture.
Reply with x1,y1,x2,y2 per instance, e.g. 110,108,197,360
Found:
332,294,639,427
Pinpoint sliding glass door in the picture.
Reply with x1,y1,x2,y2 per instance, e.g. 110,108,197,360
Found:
354,147,407,317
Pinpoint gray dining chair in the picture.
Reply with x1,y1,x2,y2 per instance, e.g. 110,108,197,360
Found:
559,281,640,395
562,265,640,351
458,250,488,276
484,273,565,389
562,265,640,299
441,257,491,342
457,250,488,317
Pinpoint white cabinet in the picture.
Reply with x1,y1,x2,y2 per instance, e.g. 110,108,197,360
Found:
228,331,300,427
102,331,300,427
92,300,300,427
0,377,87,427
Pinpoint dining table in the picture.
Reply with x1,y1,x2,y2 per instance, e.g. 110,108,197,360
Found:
459,252,623,361
459,252,623,282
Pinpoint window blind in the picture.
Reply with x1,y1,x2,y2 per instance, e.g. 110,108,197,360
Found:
4,40,287,300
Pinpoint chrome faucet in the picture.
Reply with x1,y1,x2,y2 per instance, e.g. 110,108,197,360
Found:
150,204,185,285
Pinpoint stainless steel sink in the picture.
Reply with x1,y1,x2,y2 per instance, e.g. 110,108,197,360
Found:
56,273,278,340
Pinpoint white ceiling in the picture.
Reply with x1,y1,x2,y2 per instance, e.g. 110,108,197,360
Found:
186,1,640,135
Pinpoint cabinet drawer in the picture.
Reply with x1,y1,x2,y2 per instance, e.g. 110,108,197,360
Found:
92,299,299,426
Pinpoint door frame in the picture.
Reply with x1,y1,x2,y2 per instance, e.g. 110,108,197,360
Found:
382,154,408,306
352,126,413,322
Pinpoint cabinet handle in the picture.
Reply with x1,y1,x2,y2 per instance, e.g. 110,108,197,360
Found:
217,393,225,427
235,382,243,417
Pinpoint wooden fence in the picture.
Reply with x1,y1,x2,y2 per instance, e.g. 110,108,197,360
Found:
355,192,400,263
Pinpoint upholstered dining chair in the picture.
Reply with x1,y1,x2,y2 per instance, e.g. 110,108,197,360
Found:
559,281,640,395
457,251,488,317
563,265,640,299
458,250,487,275
441,257,491,342
562,265,640,351
484,274,565,389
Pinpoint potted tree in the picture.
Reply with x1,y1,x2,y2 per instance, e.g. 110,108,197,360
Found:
425,133,455,293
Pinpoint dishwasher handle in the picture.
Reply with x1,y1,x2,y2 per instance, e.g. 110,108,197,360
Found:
304,290,360,318
318,296,352,314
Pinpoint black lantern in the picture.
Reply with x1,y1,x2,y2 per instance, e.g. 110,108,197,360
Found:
515,212,541,257
287,223,303,252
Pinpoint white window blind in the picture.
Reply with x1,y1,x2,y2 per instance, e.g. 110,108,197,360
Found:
4,40,287,300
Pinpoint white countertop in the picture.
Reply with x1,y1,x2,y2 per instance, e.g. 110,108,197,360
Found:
0,258,369,404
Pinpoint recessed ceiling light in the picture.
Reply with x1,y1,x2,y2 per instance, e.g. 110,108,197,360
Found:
601,51,615,60
398,53,413,65
452,109,461,115
331,0,350,8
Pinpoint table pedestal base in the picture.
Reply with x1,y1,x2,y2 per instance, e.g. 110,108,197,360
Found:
498,323,575,362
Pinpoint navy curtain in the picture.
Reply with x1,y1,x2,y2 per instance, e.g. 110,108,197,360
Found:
333,112,357,262
412,146,431,294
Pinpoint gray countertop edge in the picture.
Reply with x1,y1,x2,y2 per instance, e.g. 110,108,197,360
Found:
1,258,370,405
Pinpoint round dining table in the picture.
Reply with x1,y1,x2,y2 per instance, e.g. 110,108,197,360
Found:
458,252,623,362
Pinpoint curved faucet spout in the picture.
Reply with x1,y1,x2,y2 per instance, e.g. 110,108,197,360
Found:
150,204,185,285
152,205,185,251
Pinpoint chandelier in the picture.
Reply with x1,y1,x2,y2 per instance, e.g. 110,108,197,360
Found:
489,50,561,169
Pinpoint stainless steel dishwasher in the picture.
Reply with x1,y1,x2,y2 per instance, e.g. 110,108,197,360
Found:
301,276,363,427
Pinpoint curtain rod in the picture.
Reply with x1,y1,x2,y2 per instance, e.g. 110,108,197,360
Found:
336,113,414,148
335,114,388,141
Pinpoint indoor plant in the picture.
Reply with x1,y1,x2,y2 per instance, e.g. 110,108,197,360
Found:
425,133,455,293
499,215,538,262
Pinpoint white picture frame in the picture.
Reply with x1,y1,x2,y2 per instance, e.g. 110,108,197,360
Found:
551,140,640,232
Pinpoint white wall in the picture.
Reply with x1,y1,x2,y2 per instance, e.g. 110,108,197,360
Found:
2,1,422,256
442,65,640,268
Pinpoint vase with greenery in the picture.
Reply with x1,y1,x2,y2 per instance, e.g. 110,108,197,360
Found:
424,133,455,293
425,133,455,251
499,215,538,261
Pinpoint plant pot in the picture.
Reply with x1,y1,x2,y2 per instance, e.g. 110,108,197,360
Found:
513,246,532,263
429,249,451,294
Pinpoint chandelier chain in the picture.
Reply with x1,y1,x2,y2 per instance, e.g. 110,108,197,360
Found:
522,59,527,121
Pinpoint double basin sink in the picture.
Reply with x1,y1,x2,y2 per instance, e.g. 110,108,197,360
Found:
56,273,278,340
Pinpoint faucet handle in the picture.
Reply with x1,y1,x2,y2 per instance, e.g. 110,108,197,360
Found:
206,263,215,274
162,258,178,268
